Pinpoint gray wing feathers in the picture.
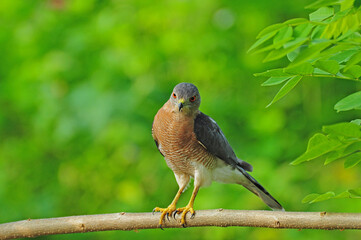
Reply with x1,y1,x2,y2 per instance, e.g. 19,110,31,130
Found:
237,158,253,172
194,112,283,210
194,112,253,172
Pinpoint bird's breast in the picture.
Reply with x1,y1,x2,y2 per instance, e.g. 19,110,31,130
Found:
152,104,216,176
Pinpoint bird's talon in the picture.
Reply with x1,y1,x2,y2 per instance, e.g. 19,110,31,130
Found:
176,205,195,226
182,223,187,228
159,224,164,230
173,210,178,219
152,205,176,228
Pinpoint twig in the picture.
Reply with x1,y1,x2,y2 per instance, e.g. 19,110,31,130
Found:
1,209,361,239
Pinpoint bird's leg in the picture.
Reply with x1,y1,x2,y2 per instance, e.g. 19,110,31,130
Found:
175,185,200,227
153,185,185,228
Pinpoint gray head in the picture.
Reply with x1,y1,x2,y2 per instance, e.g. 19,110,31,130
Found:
169,83,201,114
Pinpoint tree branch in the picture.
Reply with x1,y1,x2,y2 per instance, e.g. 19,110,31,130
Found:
1,209,361,239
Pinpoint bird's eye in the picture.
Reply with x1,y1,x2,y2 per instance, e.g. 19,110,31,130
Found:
172,93,177,98
189,96,196,102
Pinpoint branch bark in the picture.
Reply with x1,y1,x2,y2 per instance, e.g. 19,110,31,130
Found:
1,209,361,239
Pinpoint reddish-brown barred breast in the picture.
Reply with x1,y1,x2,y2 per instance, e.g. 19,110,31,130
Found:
152,100,216,177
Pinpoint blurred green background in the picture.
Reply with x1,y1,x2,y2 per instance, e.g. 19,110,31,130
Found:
1,0,360,239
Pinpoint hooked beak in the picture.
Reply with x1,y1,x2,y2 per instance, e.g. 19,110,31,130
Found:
178,102,183,111
178,99,185,111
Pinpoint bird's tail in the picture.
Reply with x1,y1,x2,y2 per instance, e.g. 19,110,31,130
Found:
237,167,284,211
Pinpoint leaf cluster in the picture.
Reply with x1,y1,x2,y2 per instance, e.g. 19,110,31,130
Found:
292,120,361,203
291,120,361,167
250,0,361,107
251,0,361,204
302,188,361,204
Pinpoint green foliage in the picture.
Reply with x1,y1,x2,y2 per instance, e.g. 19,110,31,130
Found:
250,0,361,106
266,76,302,107
302,188,361,204
335,91,361,111
291,121,361,166
302,192,336,204
252,0,361,205
292,120,361,202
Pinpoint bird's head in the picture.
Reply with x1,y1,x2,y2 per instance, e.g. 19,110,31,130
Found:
170,82,201,115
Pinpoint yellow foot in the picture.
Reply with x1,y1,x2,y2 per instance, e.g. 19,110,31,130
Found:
174,205,195,227
152,205,177,229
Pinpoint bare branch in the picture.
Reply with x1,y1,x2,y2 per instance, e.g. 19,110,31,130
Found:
1,209,361,239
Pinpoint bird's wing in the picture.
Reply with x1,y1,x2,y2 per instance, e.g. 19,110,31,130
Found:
152,121,164,157
194,112,253,172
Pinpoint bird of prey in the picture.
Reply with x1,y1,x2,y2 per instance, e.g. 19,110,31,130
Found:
152,82,283,228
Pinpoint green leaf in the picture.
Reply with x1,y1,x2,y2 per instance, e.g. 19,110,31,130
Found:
348,188,361,197
263,38,308,62
303,189,361,204
322,122,361,138
344,152,361,168
285,62,314,75
311,25,327,39
290,41,332,67
248,31,278,53
330,49,358,63
351,119,361,125
334,191,351,199
302,193,320,203
324,151,339,164
257,23,285,39
343,65,361,78
346,12,360,30
324,149,345,165
287,50,300,62
336,29,356,41
284,37,309,48
313,68,333,75
284,18,310,26
340,0,355,11
321,20,340,39
261,76,292,86
314,60,340,74
273,26,293,44
309,7,335,22
286,41,308,63
323,142,354,165
320,44,356,59
266,76,302,107
251,40,292,55
306,0,341,9
254,68,292,77
291,133,341,165
344,141,361,155
310,191,335,203
334,91,361,112
344,51,361,71
263,47,293,62
294,23,314,38
331,8,352,22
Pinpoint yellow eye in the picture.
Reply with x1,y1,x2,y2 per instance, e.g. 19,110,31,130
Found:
189,96,196,102
172,93,177,98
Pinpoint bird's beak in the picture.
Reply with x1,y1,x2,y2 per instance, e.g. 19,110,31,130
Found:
178,102,184,111
178,99,184,111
